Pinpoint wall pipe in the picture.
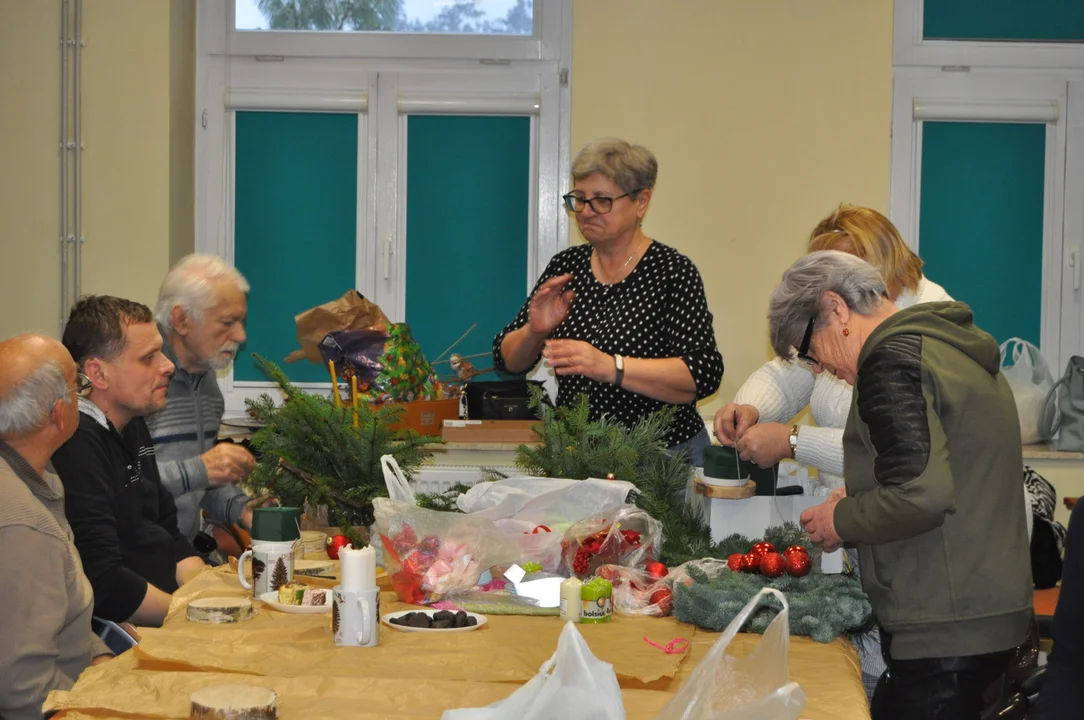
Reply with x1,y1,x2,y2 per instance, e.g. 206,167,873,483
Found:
60,0,69,331
73,0,83,303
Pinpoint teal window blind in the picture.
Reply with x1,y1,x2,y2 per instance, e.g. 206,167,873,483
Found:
918,121,1046,346
404,115,530,374
923,0,1084,42
233,111,359,383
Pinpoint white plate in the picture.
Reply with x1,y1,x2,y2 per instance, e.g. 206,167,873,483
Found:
259,589,332,614
382,609,487,632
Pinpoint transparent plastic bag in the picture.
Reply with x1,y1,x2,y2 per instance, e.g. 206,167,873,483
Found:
655,588,806,720
373,498,517,604
561,505,663,578
594,564,673,617
441,621,624,720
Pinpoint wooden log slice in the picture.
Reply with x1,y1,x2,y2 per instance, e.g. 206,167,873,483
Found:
190,684,277,719
186,597,255,624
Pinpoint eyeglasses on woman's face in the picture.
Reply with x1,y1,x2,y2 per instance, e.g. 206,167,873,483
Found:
561,189,642,215
795,316,819,370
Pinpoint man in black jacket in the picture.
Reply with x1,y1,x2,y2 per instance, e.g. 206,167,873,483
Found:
52,296,206,627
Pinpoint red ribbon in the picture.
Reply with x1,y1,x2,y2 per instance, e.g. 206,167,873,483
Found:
643,636,689,654
530,525,551,534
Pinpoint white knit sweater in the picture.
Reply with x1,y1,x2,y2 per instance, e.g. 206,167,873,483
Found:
734,277,952,492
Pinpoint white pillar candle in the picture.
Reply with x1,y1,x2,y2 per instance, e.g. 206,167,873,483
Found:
340,544,376,593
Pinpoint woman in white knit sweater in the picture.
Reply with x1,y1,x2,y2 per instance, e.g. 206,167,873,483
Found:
714,206,950,492
713,205,950,698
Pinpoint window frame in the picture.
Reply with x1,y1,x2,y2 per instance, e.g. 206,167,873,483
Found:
889,67,1083,376
195,0,572,413
893,0,1084,69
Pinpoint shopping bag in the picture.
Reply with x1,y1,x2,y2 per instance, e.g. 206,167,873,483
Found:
1000,337,1055,444
442,621,624,720
655,587,805,720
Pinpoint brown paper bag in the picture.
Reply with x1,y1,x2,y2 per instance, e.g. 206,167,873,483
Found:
285,290,390,364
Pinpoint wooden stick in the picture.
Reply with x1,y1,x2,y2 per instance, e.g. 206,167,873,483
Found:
351,375,359,428
432,351,490,366
328,360,341,408
432,323,477,364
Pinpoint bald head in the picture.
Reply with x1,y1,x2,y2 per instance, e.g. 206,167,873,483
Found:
0,334,77,437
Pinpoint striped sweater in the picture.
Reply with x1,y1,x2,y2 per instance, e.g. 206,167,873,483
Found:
145,325,250,541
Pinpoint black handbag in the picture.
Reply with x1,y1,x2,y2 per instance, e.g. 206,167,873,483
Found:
465,380,546,420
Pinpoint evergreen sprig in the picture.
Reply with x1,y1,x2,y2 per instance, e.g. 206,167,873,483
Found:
244,354,441,547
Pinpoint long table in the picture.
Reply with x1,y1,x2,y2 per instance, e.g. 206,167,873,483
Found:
45,566,870,719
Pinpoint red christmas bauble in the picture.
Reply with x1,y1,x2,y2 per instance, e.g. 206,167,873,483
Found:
786,553,812,577
402,550,435,577
726,553,744,572
325,534,350,560
783,545,809,561
740,552,760,573
759,552,785,578
644,561,669,580
750,541,776,559
649,587,673,616
419,535,440,554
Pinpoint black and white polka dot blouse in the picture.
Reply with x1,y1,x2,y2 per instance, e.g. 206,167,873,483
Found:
493,241,724,446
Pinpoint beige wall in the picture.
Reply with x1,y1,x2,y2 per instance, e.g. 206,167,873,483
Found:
571,0,894,418
0,0,194,340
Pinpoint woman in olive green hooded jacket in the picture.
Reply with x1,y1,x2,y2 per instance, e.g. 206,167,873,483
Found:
768,250,1031,720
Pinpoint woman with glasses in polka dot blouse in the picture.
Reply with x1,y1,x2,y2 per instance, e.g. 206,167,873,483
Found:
493,138,723,466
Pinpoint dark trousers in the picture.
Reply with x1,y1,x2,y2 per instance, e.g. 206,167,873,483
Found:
870,630,1015,720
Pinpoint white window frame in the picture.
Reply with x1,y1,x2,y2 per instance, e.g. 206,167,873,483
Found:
893,0,1084,70
225,0,564,62
195,0,572,413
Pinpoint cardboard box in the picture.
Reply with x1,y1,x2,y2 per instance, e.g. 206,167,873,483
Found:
441,419,539,444
386,398,460,436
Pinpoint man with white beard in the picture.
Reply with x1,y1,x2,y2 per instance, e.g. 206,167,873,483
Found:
147,254,260,546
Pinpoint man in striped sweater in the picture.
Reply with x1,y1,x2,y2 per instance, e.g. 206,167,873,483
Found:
146,255,259,545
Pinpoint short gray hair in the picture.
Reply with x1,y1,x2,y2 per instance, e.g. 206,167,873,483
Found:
768,250,888,358
571,138,658,194
155,254,250,330
0,362,71,435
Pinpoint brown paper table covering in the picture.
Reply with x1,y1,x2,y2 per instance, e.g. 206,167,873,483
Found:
46,566,870,719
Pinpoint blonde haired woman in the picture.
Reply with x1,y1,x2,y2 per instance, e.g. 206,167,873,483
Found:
712,204,950,697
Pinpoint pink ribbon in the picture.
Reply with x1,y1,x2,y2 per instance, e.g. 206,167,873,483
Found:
643,636,690,654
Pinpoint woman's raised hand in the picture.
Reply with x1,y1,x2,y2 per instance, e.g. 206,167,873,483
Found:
528,274,576,336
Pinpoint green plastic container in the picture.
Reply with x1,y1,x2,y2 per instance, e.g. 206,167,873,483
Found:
250,506,303,543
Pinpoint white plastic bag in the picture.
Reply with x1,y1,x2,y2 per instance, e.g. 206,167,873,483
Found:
655,588,805,720
381,454,416,504
1000,338,1055,445
442,621,624,720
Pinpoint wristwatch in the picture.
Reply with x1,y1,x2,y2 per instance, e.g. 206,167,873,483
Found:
788,424,800,458
613,354,625,387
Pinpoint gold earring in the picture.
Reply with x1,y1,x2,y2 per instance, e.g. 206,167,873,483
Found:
842,327,850,337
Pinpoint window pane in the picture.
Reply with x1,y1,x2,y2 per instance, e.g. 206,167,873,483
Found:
235,0,533,35
918,121,1045,346
923,0,1084,42
404,115,530,376
234,111,359,383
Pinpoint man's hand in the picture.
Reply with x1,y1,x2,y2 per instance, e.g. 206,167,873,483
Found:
201,443,256,486
175,555,209,587
91,654,113,666
735,422,792,468
239,495,277,531
713,403,759,446
800,488,846,552
542,339,614,383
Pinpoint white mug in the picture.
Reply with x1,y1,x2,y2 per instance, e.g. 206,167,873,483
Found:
333,585,379,648
238,540,295,597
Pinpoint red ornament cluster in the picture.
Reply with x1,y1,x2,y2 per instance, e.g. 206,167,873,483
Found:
726,542,811,578
570,526,642,576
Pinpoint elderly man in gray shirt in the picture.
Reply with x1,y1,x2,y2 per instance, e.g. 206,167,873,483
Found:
0,334,112,719
146,254,262,546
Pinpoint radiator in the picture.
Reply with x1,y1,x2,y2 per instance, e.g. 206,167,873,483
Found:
412,463,519,495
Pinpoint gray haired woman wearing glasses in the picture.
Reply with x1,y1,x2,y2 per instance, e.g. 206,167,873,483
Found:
772,250,1030,719
492,138,723,465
